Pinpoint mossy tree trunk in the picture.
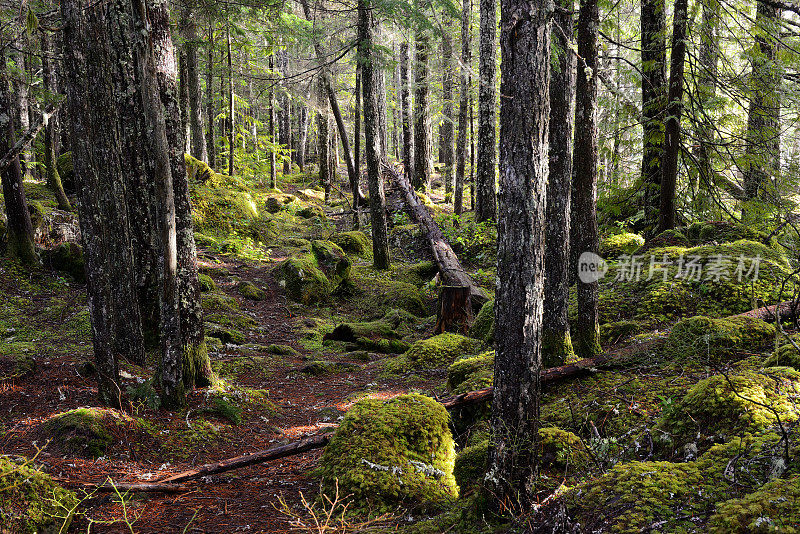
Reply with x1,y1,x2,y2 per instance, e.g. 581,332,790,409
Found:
354,64,362,176
318,78,333,201
485,0,550,509
268,53,277,188
41,31,71,212
454,0,471,215
400,41,414,182
0,48,38,265
474,0,497,222
440,32,455,197
359,0,390,270
226,14,235,178
412,14,431,191
181,5,208,163
206,23,216,170
543,0,576,368
570,0,602,359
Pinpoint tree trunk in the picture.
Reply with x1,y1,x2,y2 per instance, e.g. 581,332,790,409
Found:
297,100,309,171
543,0,576,368
742,0,781,207
354,63,362,175
206,23,216,169
359,0,391,269
475,0,497,222
0,49,37,265
570,0,602,359
412,22,431,191
179,52,191,151
485,0,551,509
226,16,235,177
454,0,471,215
268,54,277,188
41,31,71,212
182,6,208,162
400,41,414,182
657,0,689,232
318,80,332,201
440,32,455,197
640,0,667,235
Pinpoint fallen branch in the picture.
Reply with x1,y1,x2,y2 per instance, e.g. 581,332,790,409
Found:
734,300,797,323
56,479,189,493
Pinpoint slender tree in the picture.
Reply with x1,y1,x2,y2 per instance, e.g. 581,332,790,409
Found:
359,0,390,269
206,22,216,169
268,53,277,188
181,4,208,162
226,12,235,177
454,0,471,215
440,31,455,197
400,41,414,181
570,0,602,359
543,0,576,367
412,12,431,190
485,0,551,510
41,31,71,212
354,63,362,174
475,0,497,221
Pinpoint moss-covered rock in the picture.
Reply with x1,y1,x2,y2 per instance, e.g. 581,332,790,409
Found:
599,320,641,343
323,320,399,343
469,299,494,343
311,240,351,288
381,282,428,317
202,291,240,313
237,281,266,301
708,475,800,533
447,351,494,394
205,324,246,345
296,188,326,203
299,360,360,376
600,232,645,258
262,343,299,357
765,335,800,370
185,153,214,182
42,407,145,459
331,231,371,256
316,394,457,513
406,333,481,370
656,367,800,448
355,337,411,354
686,220,773,246
662,315,776,363
275,257,332,304
40,242,85,282
198,273,216,292
297,204,326,220
453,440,488,491
0,457,78,533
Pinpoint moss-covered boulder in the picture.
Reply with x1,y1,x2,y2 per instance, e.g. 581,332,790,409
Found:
656,367,800,448
0,457,78,533
198,273,216,292
662,315,776,362
40,242,85,282
264,196,283,214
205,324,246,345
202,291,240,313
447,351,494,394
311,240,351,288
297,204,326,220
600,232,645,258
299,360,360,376
323,320,399,343
469,299,494,343
185,153,214,182
189,164,260,236
330,230,371,256
263,343,299,357
708,475,800,533
453,440,488,491
316,394,458,513
599,320,641,343
275,257,332,304
765,335,800,370
296,188,326,203
685,220,773,246
406,333,481,370
380,282,428,316
42,408,144,458
237,281,266,301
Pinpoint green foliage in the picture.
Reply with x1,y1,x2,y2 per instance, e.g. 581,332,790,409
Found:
435,213,497,264
316,394,458,514
447,351,494,394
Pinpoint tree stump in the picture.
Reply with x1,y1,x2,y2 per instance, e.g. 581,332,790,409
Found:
435,285,474,334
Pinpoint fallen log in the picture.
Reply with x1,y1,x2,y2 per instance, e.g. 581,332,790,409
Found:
734,300,797,323
56,479,189,493
383,162,489,319
158,432,333,484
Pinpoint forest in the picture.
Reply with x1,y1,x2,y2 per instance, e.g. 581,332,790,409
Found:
1,0,800,530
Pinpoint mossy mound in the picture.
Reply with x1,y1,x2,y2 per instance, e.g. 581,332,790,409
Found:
41,408,147,458
262,343,299,357
468,299,494,343
597,239,795,324
237,281,266,301
656,367,800,449
297,204,326,220
316,393,458,513
331,231,371,256
662,315,776,363
311,240,351,287
299,360,360,376
202,291,240,313
323,320,399,343
380,282,428,317
296,188,326,203
0,457,78,533
447,351,494,394
406,333,481,370
765,335,800,370
453,440,489,491
600,232,645,258
708,475,800,533
685,220,773,246
185,153,214,182
275,257,331,304
205,325,246,345
198,273,216,292
40,242,85,282
599,320,641,343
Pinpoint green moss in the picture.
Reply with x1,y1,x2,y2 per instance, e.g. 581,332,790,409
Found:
42,408,142,458
237,281,266,301
323,320,399,343
331,231,371,256
663,315,776,363
406,333,481,370
275,256,332,304
541,329,576,368
185,153,215,182
448,351,494,393
765,335,800,370
205,324,246,345
381,282,428,317
311,240,351,288
209,396,243,425
198,273,216,292
297,204,326,220
40,242,85,282
656,367,800,448
205,312,256,329
599,320,641,344
355,337,411,354
708,475,800,533
0,457,78,533
453,440,489,491
316,393,458,513
202,292,240,313
469,299,494,343
263,344,299,357
686,220,773,246
600,232,645,257
299,360,360,376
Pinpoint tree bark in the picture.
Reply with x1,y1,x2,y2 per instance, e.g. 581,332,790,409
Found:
440,32,455,196
268,54,277,188
359,0,391,270
41,31,71,212
657,0,689,232
181,5,208,162
543,0,576,368
318,79,333,201
571,0,602,359
226,15,235,177
206,22,216,169
640,0,667,235
0,48,37,265
179,52,191,152
475,0,497,222
412,20,431,191
354,63,362,175
485,0,551,509
400,41,414,182
454,0,471,215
